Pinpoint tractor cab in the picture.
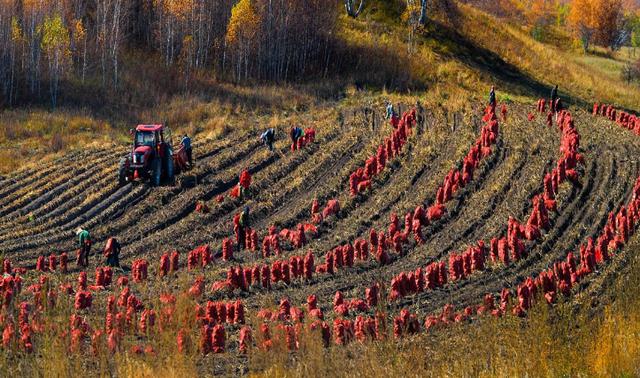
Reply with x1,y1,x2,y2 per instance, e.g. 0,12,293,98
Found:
135,129,157,147
134,124,167,147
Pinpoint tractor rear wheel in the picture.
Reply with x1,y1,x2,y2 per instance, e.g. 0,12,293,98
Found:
118,159,128,186
152,158,161,186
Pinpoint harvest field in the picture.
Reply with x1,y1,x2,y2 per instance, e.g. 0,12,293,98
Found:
2,99,640,375
3,0,640,375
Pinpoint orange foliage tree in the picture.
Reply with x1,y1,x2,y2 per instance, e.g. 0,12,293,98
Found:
569,0,624,51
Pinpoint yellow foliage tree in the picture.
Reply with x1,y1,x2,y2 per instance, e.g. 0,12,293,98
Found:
225,0,260,46
164,0,194,20
40,14,71,107
225,0,261,81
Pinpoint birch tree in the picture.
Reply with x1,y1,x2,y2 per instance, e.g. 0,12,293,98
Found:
40,13,70,108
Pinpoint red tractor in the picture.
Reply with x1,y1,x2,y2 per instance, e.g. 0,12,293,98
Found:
118,124,190,186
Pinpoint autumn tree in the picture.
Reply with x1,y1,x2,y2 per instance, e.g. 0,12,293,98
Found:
524,0,556,40
568,0,597,51
403,1,422,53
569,0,625,51
593,0,624,49
95,0,124,87
225,0,260,81
0,0,340,106
40,14,70,107
0,0,21,106
70,19,87,82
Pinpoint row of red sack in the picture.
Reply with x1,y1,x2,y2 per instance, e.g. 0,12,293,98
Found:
203,106,500,294
247,178,640,352
349,109,417,196
325,105,501,271
593,103,640,134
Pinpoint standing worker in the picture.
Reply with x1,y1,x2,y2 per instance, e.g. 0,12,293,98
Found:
261,128,275,152
385,101,395,120
550,85,558,113
103,237,121,268
76,227,92,267
488,86,497,111
238,206,250,251
181,134,193,167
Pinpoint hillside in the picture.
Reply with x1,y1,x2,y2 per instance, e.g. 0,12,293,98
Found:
2,2,640,376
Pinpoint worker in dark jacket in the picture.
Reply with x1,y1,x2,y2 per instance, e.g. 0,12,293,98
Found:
489,86,497,110
76,227,92,267
181,134,192,166
103,237,121,268
261,128,275,151
290,126,303,150
550,85,558,113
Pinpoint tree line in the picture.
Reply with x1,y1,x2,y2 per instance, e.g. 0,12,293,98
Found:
1,0,638,108
0,0,339,108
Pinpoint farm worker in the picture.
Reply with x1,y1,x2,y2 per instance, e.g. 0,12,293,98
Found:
290,126,304,150
555,97,563,113
488,86,496,109
103,237,121,268
181,134,193,166
385,102,395,119
261,128,275,151
76,228,92,267
550,85,558,113
238,207,251,251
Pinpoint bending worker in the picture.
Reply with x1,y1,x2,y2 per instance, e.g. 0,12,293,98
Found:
76,227,92,267
261,128,275,151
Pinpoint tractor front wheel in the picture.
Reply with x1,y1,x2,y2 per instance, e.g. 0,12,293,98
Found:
118,159,128,186
152,158,161,186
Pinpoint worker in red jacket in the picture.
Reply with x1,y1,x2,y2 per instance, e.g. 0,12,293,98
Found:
103,237,121,268
550,85,558,113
